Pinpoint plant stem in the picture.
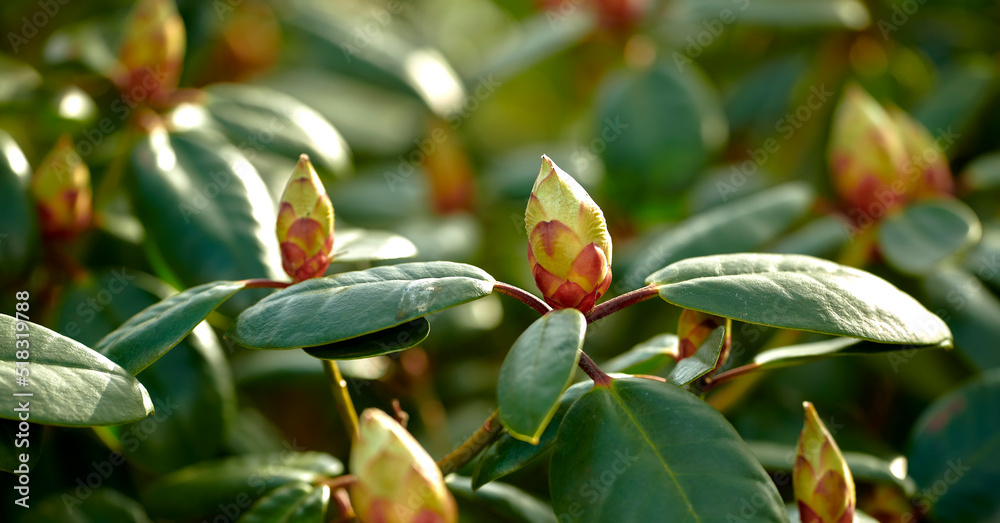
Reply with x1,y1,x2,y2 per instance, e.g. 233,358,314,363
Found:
323,360,360,440
700,362,762,391
585,285,660,323
436,410,502,475
243,278,292,289
578,350,612,387
493,282,552,315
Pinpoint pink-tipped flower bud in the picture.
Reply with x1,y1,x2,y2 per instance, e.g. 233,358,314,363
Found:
276,155,334,282
349,408,457,523
794,402,856,523
525,155,612,313
827,84,910,216
30,135,91,238
115,0,186,104
677,309,727,361
888,106,954,198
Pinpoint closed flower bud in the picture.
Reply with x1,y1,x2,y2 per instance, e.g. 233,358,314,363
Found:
350,408,457,523
677,309,727,361
277,155,334,282
888,107,954,198
116,0,186,104
525,155,612,313
827,84,909,216
30,135,91,238
794,402,856,523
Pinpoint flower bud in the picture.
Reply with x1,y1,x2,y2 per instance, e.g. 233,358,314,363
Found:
525,155,612,313
115,0,186,104
677,309,727,361
827,84,909,216
350,408,457,523
276,155,334,282
30,135,91,238
794,402,856,523
888,106,954,198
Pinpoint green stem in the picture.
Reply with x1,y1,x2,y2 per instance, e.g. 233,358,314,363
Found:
586,285,660,323
436,411,502,475
323,360,360,440
493,282,551,315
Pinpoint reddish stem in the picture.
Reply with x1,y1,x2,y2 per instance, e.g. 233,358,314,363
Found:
585,285,661,323
493,282,552,315
578,351,612,387
699,362,762,391
242,278,292,289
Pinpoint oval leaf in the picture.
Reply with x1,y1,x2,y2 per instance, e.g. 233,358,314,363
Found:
304,317,430,360
922,266,1000,370
143,452,343,519
448,475,557,523
498,309,585,444
95,280,247,375
0,315,153,426
753,337,949,370
0,130,37,283
228,262,494,349
908,369,1000,522
879,198,982,275
603,334,679,375
550,377,787,522
666,325,724,386
241,482,331,523
647,253,951,346
332,228,418,263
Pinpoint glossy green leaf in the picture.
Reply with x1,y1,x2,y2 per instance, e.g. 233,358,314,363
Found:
754,337,949,370
603,334,679,375
647,253,951,346
598,61,727,209
447,475,557,523
879,199,982,275
143,452,343,518
498,309,585,444
550,378,787,522
240,481,331,523
228,262,494,349
666,326,724,386
625,183,813,290
671,0,869,29
332,228,418,263
303,318,430,360
0,129,37,283
56,271,236,473
908,369,1000,522
204,83,352,177
94,281,247,375
26,489,152,523
922,266,1000,370
130,129,284,310
0,315,153,426
472,383,590,491
748,441,917,496
960,151,1000,192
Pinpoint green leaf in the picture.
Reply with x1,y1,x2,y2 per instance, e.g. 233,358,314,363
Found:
476,10,594,82
754,337,949,370
26,489,152,523
671,0,869,29
143,452,343,518
472,382,590,491
303,318,430,360
960,151,1000,192
550,377,787,522
447,475,557,523
767,215,851,258
598,61,727,210
625,183,813,290
0,315,153,426
498,309,585,444
332,228,418,263
922,266,1000,370
913,59,996,143
0,129,37,283
240,482,331,523
908,369,1000,522
228,262,494,349
878,199,982,275
647,253,952,346
204,83,352,177
748,441,917,496
94,281,247,375
666,325,724,386
603,334,679,375
130,129,283,310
